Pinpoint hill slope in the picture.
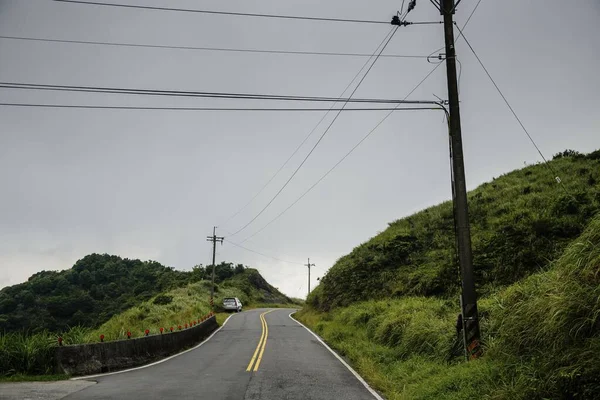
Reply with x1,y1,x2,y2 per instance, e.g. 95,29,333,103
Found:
297,210,600,399
309,149,600,311
84,267,292,342
297,149,600,399
0,254,290,333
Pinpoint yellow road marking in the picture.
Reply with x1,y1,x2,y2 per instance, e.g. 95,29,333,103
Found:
253,312,270,372
246,312,266,371
246,310,274,372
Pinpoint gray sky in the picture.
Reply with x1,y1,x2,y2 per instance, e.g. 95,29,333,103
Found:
1,0,599,298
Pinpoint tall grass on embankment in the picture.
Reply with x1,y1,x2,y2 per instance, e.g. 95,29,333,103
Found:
0,324,105,377
0,331,56,376
87,281,220,341
296,213,600,399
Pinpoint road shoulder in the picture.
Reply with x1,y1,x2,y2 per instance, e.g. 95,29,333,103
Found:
288,311,384,400
0,380,96,400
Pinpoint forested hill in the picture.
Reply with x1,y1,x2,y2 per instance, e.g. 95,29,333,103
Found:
309,149,600,310
0,254,288,333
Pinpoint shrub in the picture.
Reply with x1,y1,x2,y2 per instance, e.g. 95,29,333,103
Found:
585,149,600,160
152,295,173,305
553,149,583,159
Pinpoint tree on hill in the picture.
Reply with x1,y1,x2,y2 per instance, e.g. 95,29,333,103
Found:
0,254,251,333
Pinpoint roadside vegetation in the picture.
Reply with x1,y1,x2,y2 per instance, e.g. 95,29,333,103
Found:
0,253,272,333
297,149,600,399
0,260,298,377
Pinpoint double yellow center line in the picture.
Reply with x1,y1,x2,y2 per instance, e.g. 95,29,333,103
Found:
246,310,274,372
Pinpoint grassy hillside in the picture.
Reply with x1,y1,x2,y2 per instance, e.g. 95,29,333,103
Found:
297,149,600,398
80,268,292,342
296,211,600,399
309,150,600,311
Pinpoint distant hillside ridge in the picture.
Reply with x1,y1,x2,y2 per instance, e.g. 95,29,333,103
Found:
0,254,289,333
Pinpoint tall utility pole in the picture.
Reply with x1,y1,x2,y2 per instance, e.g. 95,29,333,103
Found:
206,227,224,309
436,0,482,359
304,258,315,297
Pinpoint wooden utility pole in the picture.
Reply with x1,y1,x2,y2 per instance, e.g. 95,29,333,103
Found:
437,0,482,359
304,258,315,297
206,226,224,309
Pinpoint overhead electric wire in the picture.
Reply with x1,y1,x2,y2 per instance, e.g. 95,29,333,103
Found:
0,82,432,104
0,103,439,112
228,26,401,238
455,25,570,195
223,239,303,265
459,0,483,32
457,56,463,94
220,27,397,227
239,0,484,243
53,0,390,25
241,64,445,244
0,35,430,59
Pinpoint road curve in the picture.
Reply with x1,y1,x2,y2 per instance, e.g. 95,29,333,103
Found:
65,308,379,400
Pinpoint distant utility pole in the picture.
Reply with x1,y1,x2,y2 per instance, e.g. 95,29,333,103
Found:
206,227,224,309
304,258,315,297
432,0,482,359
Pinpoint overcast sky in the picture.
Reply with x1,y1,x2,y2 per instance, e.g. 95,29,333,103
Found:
1,0,599,298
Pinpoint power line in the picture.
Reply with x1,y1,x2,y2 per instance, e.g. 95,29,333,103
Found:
458,0,483,34
0,103,447,112
455,25,570,195
0,82,433,104
223,239,303,265
228,26,401,238
241,64,445,243
53,0,390,25
0,35,430,59
220,27,396,227
236,0,482,242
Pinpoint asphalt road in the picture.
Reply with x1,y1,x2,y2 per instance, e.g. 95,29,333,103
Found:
62,308,379,400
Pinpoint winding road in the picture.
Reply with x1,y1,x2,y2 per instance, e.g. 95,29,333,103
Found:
59,308,380,399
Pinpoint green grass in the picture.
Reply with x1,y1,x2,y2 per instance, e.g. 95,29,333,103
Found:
0,331,56,377
297,210,600,399
310,151,600,310
87,282,219,341
79,269,291,341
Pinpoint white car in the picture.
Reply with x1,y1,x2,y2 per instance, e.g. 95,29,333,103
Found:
222,297,243,312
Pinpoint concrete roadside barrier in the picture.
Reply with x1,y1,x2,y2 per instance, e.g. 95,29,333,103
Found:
55,316,218,376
